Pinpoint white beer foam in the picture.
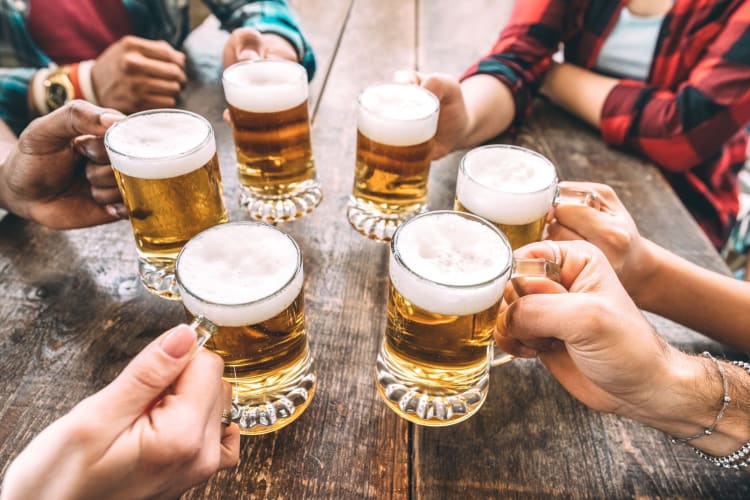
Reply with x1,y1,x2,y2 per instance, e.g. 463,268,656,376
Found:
223,60,308,113
457,147,557,225
106,111,215,180
390,213,509,316
358,84,438,147
177,223,303,327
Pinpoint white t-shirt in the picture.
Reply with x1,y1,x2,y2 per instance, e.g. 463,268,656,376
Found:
594,7,667,81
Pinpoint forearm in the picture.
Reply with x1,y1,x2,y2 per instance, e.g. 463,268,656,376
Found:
458,74,516,149
634,240,750,352
540,63,619,129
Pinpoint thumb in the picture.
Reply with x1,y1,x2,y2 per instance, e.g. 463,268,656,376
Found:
20,101,124,154
230,27,264,64
81,324,198,430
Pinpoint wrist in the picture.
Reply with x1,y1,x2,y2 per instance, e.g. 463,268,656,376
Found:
625,238,663,308
629,350,750,457
625,349,715,435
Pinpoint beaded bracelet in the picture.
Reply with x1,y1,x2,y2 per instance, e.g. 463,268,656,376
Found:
682,359,750,469
670,352,731,444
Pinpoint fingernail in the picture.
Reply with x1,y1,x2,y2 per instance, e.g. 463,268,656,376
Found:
238,49,260,60
100,112,125,127
160,325,197,359
105,204,127,219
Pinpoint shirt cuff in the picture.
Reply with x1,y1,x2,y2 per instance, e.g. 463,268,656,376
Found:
600,79,649,147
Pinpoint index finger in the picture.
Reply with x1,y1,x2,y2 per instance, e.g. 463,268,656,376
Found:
170,349,226,424
514,240,598,291
19,101,124,154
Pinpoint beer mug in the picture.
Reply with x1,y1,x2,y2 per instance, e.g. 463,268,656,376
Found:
105,109,229,299
375,210,560,426
222,60,322,222
455,145,598,249
176,222,315,434
347,83,439,242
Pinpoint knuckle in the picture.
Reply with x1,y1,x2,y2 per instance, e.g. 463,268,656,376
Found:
121,35,139,50
170,432,204,462
122,53,139,72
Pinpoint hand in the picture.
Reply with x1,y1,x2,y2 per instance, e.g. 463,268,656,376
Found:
497,240,750,456
91,36,187,113
1,324,240,500
496,240,679,419
546,181,659,303
0,101,127,229
393,70,471,160
223,27,299,68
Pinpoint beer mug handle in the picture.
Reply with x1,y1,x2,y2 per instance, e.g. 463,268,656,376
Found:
189,316,218,350
490,257,563,367
553,185,600,210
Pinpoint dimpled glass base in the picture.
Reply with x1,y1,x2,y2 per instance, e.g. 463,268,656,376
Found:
229,351,316,435
239,179,322,223
138,257,180,300
346,197,426,242
375,343,489,426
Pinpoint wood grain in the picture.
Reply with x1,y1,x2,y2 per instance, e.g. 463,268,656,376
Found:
1,1,747,499
414,1,748,499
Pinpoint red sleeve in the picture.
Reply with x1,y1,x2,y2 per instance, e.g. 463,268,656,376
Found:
462,0,582,126
600,3,750,171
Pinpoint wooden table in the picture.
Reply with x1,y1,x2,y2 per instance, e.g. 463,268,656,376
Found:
1,1,748,498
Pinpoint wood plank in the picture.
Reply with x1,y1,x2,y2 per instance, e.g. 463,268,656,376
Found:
183,0,414,497
413,1,748,498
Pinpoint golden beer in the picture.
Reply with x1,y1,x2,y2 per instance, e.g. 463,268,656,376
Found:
347,84,439,241
105,109,228,299
455,145,558,250
376,211,512,426
223,60,321,222
454,199,546,250
176,222,315,435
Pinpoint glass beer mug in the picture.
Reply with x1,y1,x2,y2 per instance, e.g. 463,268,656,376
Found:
375,210,560,426
105,109,228,299
176,222,316,434
455,145,598,250
222,60,322,223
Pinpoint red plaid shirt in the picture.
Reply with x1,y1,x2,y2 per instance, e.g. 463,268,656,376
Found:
464,0,750,248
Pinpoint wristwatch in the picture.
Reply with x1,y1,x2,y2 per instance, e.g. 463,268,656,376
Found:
43,66,75,111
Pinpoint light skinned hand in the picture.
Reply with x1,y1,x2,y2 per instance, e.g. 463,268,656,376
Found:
393,70,470,160
495,240,681,421
222,27,299,68
1,324,240,500
546,181,659,303
0,100,127,229
91,35,187,113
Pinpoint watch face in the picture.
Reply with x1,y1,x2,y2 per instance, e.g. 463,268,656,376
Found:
47,82,70,109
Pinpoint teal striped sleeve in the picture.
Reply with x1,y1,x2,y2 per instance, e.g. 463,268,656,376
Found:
204,0,316,80
0,67,36,136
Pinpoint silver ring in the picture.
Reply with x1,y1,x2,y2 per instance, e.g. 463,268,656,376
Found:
220,408,232,427
542,240,562,266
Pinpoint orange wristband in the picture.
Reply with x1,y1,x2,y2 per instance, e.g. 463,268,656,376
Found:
67,63,84,100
